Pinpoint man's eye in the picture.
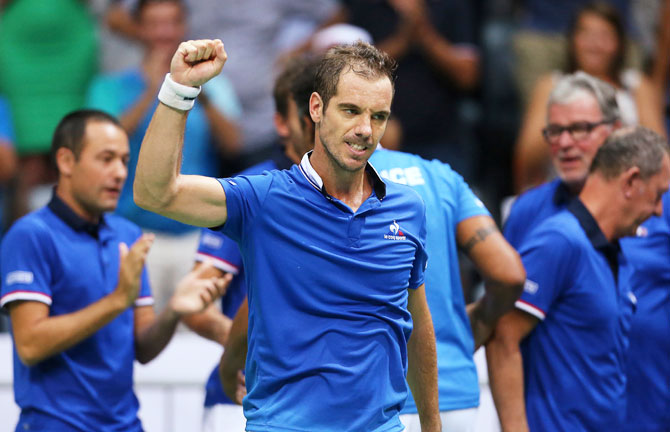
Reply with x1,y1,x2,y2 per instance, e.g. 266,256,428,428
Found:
570,123,591,133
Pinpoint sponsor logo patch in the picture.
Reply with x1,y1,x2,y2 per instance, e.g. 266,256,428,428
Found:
6,271,34,286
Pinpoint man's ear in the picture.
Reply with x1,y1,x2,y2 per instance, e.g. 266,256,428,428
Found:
621,165,641,199
55,147,76,177
273,112,289,139
309,92,323,124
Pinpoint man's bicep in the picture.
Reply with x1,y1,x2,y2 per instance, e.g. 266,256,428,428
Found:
156,174,229,228
494,308,540,345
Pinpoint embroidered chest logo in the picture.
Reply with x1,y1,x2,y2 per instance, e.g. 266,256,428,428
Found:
384,221,407,240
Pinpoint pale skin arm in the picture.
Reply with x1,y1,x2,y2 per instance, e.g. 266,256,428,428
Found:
133,39,230,228
220,297,249,404
9,235,154,366
513,74,555,193
181,262,233,346
486,309,539,432
634,75,666,137
458,215,525,350
406,284,441,432
134,262,228,364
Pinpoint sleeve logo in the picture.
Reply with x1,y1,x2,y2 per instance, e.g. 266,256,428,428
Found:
6,271,34,286
523,279,539,295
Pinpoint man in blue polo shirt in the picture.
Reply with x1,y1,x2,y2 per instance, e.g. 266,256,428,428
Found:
0,109,226,431
134,40,440,431
503,71,622,249
487,126,670,431
215,52,525,431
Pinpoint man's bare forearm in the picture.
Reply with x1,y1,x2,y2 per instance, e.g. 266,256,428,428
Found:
406,286,441,432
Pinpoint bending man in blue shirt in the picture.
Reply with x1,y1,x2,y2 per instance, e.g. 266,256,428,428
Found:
487,126,670,431
134,40,441,431
0,109,227,431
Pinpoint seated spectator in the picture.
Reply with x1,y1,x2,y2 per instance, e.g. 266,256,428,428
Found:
514,1,665,192
86,0,241,311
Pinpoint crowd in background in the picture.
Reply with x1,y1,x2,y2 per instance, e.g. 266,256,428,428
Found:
0,0,668,323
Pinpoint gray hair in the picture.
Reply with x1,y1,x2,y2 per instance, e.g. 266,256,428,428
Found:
547,71,621,123
590,126,669,180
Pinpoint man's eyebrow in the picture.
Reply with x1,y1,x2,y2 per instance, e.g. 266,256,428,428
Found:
338,103,360,110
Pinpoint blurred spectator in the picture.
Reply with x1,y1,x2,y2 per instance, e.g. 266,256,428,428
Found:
91,0,144,72
0,0,97,219
87,0,241,312
339,0,480,179
114,0,339,171
512,0,639,106
513,2,664,192
652,0,670,135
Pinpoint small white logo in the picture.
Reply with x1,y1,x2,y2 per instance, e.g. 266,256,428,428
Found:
384,220,407,240
635,226,648,237
201,232,224,249
6,271,34,286
523,279,539,295
628,291,637,305
227,180,237,186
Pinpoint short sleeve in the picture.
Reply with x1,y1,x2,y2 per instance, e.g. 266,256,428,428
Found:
217,172,276,242
195,229,243,275
451,166,490,223
408,200,428,289
203,74,242,120
1,221,54,307
515,227,576,320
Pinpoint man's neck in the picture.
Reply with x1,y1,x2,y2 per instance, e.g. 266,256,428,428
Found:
55,185,101,224
310,148,372,213
579,176,619,242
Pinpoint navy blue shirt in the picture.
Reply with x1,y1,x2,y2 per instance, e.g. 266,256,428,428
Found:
516,199,635,431
620,191,670,431
218,153,427,432
504,178,573,249
0,193,152,432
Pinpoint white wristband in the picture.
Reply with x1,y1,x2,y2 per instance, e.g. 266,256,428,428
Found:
157,73,202,111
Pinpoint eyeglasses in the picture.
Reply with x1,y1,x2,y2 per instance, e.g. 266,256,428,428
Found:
542,120,613,144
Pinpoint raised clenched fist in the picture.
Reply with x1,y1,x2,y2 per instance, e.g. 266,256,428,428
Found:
170,39,228,87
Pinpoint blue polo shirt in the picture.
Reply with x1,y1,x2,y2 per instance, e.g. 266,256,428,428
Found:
195,152,293,408
0,193,152,432
218,152,428,432
516,199,635,431
369,148,489,412
503,178,573,249
620,191,670,431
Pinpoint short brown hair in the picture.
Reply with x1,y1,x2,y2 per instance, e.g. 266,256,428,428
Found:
314,41,397,110
590,126,669,180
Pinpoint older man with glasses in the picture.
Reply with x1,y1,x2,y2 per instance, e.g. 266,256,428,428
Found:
503,71,621,248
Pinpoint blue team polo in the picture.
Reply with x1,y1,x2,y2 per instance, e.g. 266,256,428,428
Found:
620,191,670,431
0,193,152,432
369,148,489,413
516,199,635,431
196,151,293,407
218,152,428,432
503,178,573,249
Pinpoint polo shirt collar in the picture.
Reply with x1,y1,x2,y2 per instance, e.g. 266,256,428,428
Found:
299,151,387,200
553,180,575,206
568,198,621,279
48,190,103,238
